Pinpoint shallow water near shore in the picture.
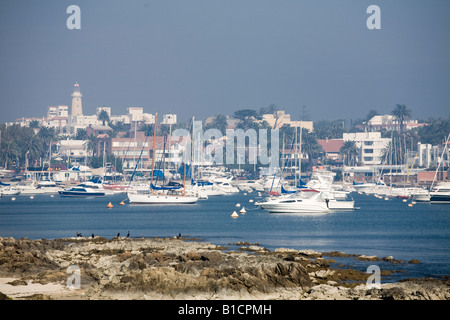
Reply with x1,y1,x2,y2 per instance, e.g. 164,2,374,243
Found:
1,191,449,282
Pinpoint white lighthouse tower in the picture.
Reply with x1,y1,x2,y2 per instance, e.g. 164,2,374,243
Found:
71,82,83,117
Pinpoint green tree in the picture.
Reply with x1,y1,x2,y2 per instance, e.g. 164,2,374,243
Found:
37,126,56,161
28,120,40,128
84,134,98,160
76,128,88,140
416,117,450,145
23,135,43,167
97,109,110,126
314,120,344,139
391,104,412,134
0,140,19,169
301,129,323,170
139,124,156,137
232,109,258,130
207,114,228,135
233,109,258,121
340,141,359,166
159,124,171,136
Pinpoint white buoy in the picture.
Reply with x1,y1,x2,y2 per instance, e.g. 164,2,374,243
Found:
412,201,417,205
236,203,241,207
11,197,16,201
243,193,247,196
30,196,34,199
249,199,254,203
240,207,246,214
402,199,407,202
408,203,413,207
231,211,239,218
50,195,54,198
384,197,389,201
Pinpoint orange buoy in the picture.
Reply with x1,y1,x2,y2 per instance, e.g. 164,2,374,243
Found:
119,201,125,205
107,202,113,208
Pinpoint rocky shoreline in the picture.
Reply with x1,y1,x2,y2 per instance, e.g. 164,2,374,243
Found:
0,236,449,300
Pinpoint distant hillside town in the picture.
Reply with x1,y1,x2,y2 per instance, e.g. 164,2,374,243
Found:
1,82,449,186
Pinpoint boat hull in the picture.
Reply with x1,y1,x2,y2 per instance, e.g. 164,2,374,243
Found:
261,202,329,214
430,194,450,204
327,200,355,210
59,191,105,197
128,193,198,204
412,193,430,202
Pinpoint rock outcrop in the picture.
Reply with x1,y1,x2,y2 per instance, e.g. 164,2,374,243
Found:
0,236,449,300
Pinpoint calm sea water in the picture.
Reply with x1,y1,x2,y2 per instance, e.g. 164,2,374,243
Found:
1,191,449,282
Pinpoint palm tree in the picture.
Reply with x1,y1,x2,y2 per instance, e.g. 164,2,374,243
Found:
209,114,228,135
23,135,43,167
139,124,155,137
340,141,359,166
391,104,412,134
301,130,323,170
97,109,110,126
0,140,19,169
76,128,88,140
28,120,40,129
37,126,56,159
84,134,98,159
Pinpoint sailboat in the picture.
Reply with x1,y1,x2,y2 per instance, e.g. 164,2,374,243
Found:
429,134,450,204
411,134,450,203
127,114,199,205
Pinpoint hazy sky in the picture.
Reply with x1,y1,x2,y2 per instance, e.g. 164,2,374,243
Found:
1,0,449,123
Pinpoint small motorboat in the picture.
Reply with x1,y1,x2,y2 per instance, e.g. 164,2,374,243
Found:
58,186,105,197
0,187,21,196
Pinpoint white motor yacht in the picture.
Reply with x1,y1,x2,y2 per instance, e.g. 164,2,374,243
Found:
59,186,106,197
430,182,450,204
1,187,21,196
257,189,330,214
411,189,431,202
190,180,226,196
320,190,355,210
214,178,240,194
16,182,46,195
36,180,62,194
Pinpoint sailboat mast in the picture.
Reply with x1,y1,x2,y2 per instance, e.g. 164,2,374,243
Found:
299,126,302,187
183,150,187,196
150,113,158,190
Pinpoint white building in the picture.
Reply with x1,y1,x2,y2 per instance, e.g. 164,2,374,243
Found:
343,132,391,165
47,105,69,118
71,115,101,134
161,114,177,125
260,110,314,131
57,139,89,162
126,107,156,124
71,83,83,117
14,105,69,132
416,142,439,168
365,115,424,131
